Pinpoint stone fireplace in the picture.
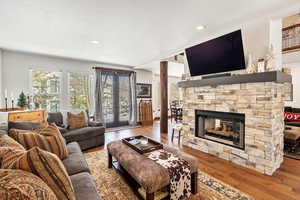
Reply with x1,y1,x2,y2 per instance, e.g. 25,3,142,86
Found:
195,110,245,150
178,71,292,175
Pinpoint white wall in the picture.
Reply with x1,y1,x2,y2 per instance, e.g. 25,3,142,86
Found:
181,18,283,75
283,51,300,65
1,50,153,110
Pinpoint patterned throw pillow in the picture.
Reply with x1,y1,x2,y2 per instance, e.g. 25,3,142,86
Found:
0,169,57,200
0,148,25,169
34,123,69,159
67,111,88,129
9,147,75,200
9,123,69,160
0,134,24,150
0,134,25,168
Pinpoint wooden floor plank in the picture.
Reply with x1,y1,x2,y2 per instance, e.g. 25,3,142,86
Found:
85,121,300,200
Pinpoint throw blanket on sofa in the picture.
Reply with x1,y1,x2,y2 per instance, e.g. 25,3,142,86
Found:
145,149,191,200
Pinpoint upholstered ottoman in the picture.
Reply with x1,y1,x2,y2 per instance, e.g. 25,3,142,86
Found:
107,140,198,200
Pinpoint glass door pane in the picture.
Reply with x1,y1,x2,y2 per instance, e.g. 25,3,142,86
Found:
100,72,131,128
102,75,114,123
119,75,130,122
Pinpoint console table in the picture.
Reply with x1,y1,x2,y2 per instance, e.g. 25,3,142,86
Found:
8,110,46,122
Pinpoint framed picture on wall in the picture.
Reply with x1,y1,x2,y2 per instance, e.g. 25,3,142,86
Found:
136,83,152,98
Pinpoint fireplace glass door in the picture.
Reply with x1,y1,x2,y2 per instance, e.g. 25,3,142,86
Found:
195,110,245,149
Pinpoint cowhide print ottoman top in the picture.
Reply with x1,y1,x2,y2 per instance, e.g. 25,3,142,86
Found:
107,140,198,199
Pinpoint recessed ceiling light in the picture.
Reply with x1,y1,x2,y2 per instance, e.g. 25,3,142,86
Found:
196,25,206,30
90,40,100,44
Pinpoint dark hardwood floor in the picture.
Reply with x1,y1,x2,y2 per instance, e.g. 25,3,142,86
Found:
85,121,300,200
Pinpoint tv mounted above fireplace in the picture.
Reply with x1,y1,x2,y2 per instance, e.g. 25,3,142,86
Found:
185,30,246,77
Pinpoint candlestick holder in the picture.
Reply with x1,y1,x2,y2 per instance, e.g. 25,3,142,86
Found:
27,95,30,110
5,97,8,112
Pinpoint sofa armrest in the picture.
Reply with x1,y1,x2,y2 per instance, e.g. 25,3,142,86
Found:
88,121,103,127
58,127,68,134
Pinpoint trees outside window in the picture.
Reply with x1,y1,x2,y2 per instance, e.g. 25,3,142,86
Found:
68,73,92,110
32,70,61,112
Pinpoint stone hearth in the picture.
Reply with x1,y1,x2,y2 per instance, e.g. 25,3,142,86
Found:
179,72,292,175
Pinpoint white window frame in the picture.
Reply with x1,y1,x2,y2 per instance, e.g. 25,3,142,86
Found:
67,71,94,112
29,68,63,112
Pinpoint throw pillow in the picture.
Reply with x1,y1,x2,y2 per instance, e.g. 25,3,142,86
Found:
0,134,25,168
285,112,300,122
61,110,89,128
9,123,69,160
67,111,88,129
0,169,57,200
9,147,75,200
0,147,25,169
34,123,69,159
0,134,25,150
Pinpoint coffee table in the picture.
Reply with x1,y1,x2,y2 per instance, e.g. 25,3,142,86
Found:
107,140,198,200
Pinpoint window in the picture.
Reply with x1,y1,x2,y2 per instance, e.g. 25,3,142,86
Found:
68,72,92,110
31,70,61,112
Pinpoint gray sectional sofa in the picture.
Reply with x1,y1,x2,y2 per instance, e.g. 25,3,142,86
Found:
47,112,105,150
6,121,102,200
64,142,101,200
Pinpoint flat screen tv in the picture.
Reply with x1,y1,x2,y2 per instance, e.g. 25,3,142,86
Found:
185,30,246,76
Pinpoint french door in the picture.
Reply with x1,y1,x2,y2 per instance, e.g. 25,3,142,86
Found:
102,72,130,128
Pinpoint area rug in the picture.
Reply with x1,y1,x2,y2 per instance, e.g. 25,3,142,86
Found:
84,150,253,200
106,125,141,133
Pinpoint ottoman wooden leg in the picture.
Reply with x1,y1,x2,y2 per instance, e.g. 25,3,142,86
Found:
108,152,112,168
171,129,175,142
178,130,181,145
191,172,198,194
146,192,154,200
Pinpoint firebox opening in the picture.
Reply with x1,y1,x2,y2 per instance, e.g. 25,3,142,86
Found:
195,110,245,150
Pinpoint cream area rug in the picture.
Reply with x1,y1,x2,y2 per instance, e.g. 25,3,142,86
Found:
105,126,141,133
84,150,253,200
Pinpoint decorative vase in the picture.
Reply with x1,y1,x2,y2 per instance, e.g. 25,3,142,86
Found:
265,44,276,72
247,54,256,73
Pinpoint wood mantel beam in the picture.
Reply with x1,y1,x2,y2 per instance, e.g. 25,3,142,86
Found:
160,61,168,133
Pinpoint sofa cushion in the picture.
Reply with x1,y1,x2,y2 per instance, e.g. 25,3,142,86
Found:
68,111,88,129
63,142,90,175
63,126,105,142
88,121,103,127
70,172,101,200
9,147,75,200
66,142,82,154
59,127,68,134
47,112,64,127
0,169,58,200
8,121,44,131
9,124,69,160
